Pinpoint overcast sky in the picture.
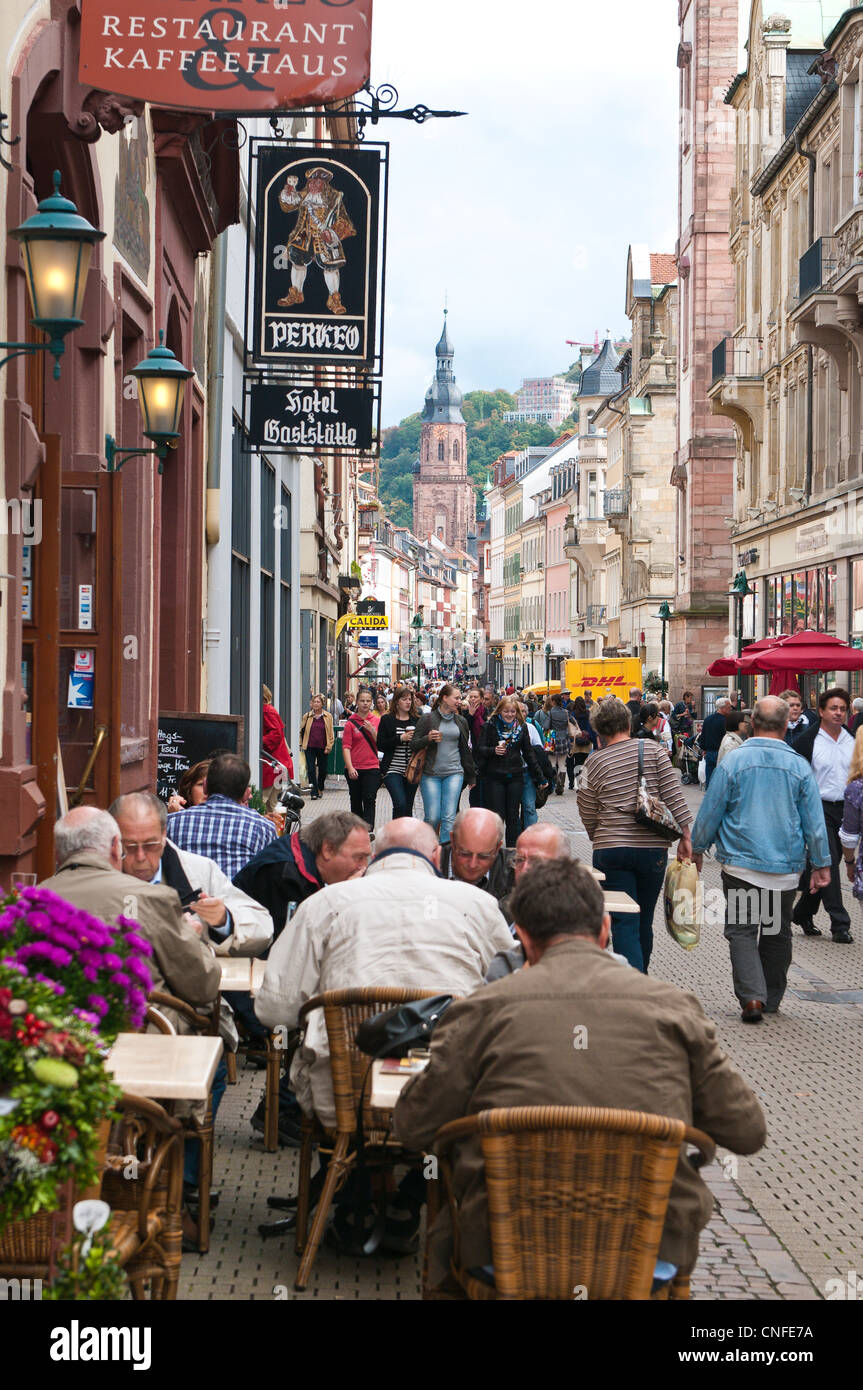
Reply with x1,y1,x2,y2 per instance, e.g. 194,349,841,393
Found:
371,0,682,426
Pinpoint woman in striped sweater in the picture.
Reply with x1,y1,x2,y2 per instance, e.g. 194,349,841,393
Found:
576,697,694,973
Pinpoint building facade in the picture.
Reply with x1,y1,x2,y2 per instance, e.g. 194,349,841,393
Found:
594,248,678,680
0,0,239,879
672,0,740,700
503,375,578,426
564,337,618,659
709,1,863,700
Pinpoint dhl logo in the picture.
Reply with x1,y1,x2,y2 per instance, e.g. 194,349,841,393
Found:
581,676,627,686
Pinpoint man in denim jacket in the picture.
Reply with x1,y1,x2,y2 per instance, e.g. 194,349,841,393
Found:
691,696,831,1023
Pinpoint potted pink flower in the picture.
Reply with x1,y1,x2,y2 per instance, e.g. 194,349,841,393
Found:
0,887,153,1039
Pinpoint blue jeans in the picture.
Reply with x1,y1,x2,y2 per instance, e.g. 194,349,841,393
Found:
184,1057,227,1186
421,772,464,844
703,750,718,788
592,845,668,973
384,771,418,819
521,774,537,828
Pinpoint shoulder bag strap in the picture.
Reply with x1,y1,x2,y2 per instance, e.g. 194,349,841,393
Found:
348,716,378,755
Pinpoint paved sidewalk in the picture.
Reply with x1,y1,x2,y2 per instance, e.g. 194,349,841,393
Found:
179,771,858,1300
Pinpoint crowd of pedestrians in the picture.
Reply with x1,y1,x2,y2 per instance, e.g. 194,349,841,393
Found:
23,666,863,1293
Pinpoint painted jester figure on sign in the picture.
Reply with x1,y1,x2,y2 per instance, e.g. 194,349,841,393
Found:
278,167,356,316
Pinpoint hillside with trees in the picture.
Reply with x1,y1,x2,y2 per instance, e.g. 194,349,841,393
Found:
378,387,579,529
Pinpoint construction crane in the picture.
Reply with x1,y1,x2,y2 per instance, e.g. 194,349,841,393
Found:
566,331,602,353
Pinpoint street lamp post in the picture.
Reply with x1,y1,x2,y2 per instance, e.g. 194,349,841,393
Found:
545,642,551,687
2,171,104,380
729,570,753,659
411,614,425,689
106,332,193,473
656,601,672,699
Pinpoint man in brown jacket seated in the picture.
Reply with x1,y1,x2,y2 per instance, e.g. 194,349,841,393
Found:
41,806,223,1238
41,806,221,1019
394,857,767,1294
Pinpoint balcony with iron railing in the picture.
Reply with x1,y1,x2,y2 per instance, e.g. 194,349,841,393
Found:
603,488,629,518
586,604,607,628
707,337,764,453
798,236,837,301
710,337,762,384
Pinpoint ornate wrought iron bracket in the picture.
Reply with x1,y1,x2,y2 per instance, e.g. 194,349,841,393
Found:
0,110,20,172
209,83,466,147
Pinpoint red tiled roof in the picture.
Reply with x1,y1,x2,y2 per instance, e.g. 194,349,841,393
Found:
650,253,677,286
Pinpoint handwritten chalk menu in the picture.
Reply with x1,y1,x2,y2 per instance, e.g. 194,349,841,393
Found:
156,713,244,803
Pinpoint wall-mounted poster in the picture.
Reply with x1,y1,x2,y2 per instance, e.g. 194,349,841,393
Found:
250,143,384,369
80,0,372,113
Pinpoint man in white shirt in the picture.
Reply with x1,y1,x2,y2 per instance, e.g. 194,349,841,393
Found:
111,793,273,955
255,817,513,1130
791,687,855,942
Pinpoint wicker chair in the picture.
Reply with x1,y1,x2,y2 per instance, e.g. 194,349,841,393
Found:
293,987,443,1292
101,1095,185,1298
432,1106,715,1300
147,989,219,1253
0,1094,182,1298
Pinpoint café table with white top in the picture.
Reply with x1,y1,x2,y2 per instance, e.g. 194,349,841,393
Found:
218,958,267,995
105,1033,223,1255
105,1033,223,1101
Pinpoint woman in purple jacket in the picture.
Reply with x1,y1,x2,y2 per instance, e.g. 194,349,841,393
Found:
464,688,487,807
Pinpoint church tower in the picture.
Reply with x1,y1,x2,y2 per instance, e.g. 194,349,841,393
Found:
412,316,475,551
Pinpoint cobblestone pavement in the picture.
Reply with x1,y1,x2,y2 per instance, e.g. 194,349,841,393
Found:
181,773,863,1300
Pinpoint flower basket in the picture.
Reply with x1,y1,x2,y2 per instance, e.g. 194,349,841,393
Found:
0,967,120,1242
0,1120,110,1278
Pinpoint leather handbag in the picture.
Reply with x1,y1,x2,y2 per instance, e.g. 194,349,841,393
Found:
634,738,683,842
405,745,427,786
355,995,453,1059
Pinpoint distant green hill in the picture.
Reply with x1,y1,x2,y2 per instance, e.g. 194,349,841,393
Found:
379,389,579,529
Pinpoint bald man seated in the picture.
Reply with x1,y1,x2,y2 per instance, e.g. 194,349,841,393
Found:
255,817,513,1133
437,808,512,903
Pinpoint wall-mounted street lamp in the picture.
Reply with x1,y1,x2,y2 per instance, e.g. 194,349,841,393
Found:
656,600,672,698
1,171,104,380
729,570,753,659
106,332,193,473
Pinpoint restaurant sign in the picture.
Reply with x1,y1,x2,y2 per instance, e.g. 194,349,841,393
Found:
347,614,388,630
250,143,383,368
79,0,373,112
247,382,374,452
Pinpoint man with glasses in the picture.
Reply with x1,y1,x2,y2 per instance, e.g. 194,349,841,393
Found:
111,792,273,957
438,808,510,903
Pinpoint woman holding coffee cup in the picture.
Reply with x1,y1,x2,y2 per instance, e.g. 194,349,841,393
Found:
410,683,476,844
378,686,423,818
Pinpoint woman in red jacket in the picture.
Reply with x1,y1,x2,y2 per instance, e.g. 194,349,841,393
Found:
262,683,293,811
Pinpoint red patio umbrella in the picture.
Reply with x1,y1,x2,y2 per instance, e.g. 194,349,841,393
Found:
736,630,863,694
706,634,790,679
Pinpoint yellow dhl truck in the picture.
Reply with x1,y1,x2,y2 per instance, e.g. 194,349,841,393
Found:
522,657,644,700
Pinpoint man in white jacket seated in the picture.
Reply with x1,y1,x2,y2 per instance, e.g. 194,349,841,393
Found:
110,792,274,957
254,818,513,1133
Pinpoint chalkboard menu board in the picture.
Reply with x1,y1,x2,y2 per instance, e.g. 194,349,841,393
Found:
156,712,244,803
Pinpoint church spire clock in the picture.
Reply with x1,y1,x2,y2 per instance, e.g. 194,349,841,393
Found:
412,315,475,552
